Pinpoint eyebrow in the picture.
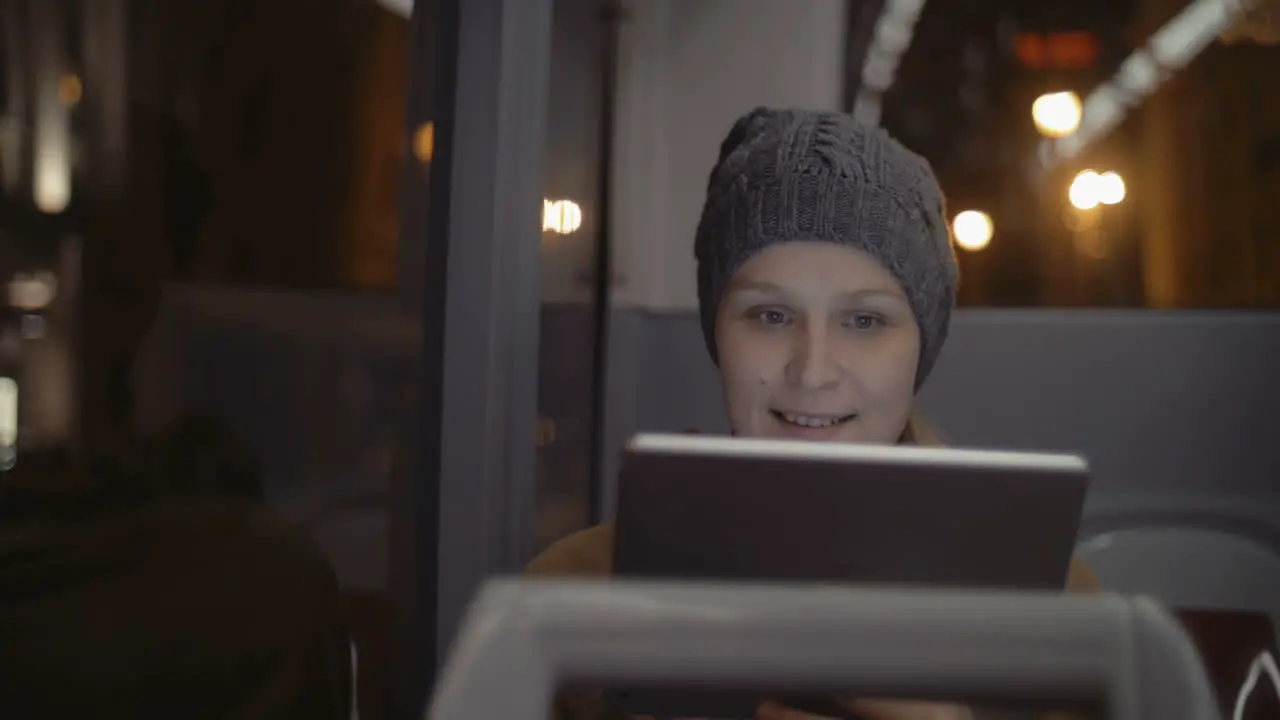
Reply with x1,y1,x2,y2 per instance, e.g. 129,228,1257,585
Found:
726,280,906,303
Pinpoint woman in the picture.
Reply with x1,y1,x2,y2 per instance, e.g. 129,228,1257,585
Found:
527,107,1099,720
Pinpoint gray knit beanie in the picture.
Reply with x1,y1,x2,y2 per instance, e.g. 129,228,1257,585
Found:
694,107,958,388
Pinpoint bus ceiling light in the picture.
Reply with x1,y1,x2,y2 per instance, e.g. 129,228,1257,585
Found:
376,0,411,18
951,210,993,251
1032,91,1082,137
1041,0,1251,168
853,0,928,125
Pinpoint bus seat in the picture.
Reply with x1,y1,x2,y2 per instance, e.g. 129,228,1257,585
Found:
428,579,1220,720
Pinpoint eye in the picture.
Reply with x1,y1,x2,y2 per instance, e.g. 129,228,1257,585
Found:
750,307,792,326
846,312,884,331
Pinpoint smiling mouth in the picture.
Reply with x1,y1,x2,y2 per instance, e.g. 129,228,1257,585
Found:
770,410,857,428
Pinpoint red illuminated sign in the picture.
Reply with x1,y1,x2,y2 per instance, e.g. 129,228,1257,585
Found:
1015,33,1100,69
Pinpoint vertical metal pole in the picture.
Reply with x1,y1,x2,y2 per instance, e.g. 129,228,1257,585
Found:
391,0,553,716
395,0,436,315
588,0,622,524
391,1,438,715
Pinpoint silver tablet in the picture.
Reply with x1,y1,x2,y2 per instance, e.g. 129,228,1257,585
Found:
608,433,1091,720
614,433,1090,590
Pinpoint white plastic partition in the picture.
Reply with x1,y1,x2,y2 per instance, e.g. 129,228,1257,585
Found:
428,579,1221,720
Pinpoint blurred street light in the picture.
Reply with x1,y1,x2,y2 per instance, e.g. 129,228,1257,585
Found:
58,74,82,105
0,376,16,465
1032,91,1082,138
412,122,434,163
1096,171,1126,205
1069,169,1125,210
543,199,582,234
952,210,993,251
1069,170,1102,210
8,272,58,310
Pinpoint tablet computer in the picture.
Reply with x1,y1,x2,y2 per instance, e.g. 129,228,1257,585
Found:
608,432,1090,718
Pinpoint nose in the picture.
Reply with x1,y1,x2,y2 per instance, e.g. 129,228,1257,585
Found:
785,322,843,390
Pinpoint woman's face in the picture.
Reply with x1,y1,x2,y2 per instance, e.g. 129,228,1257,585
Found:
714,241,920,444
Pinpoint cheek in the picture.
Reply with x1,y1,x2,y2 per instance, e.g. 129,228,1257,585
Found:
850,334,920,408
715,327,776,408
846,347,918,443
717,353,769,408
866,370,916,415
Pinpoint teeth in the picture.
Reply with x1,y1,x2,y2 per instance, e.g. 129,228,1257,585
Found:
781,413,843,428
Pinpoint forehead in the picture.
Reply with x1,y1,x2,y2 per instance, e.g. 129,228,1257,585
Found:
728,241,904,297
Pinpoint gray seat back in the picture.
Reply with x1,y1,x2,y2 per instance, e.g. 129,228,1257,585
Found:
428,579,1221,720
